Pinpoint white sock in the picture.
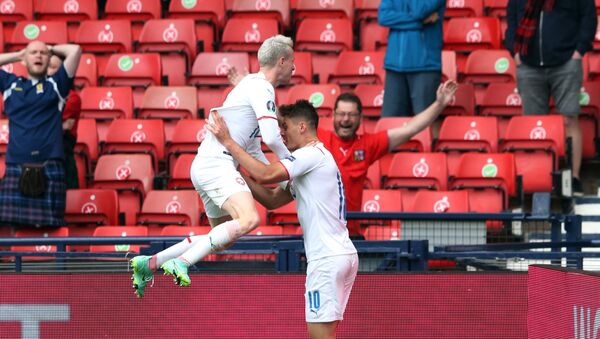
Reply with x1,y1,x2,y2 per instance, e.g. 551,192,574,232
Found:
155,236,203,267
179,220,242,265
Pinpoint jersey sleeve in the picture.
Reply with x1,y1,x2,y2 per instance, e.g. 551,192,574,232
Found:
365,130,390,164
0,70,17,92
248,79,277,120
50,64,74,98
279,147,323,180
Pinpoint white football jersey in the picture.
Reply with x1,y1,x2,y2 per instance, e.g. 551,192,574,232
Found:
280,142,357,262
198,72,290,165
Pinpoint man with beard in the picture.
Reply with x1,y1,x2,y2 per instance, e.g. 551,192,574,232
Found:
0,41,81,228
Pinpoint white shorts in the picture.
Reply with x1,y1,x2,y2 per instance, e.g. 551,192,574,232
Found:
190,155,251,219
305,253,359,323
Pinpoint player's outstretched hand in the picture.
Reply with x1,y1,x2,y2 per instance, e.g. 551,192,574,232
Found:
435,80,458,107
206,110,232,145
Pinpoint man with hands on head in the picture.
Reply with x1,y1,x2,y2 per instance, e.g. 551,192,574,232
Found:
0,41,81,227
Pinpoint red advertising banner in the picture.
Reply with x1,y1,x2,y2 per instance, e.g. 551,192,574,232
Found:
0,273,527,338
527,265,600,339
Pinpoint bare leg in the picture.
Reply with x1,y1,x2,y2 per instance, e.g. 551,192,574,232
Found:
308,322,338,339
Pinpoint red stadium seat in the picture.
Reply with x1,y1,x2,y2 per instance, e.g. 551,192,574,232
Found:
167,119,206,172
479,82,522,116
442,50,458,81
363,225,401,241
92,154,154,225
221,17,280,53
365,160,381,189
360,189,402,227
74,20,132,74
407,190,470,213
374,117,433,152
449,153,516,213
103,0,161,41
90,226,148,255
75,54,97,89
167,153,195,190
0,0,33,42
464,49,516,102
382,152,448,210
74,119,99,187
160,226,211,237
296,17,353,83
189,52,250,86
442,83,475,116
577,82,600,158
484,0,508,18
0,62,27,78
0,119,8,155
166,0,224,52
137,19,198,86
435,116,499,175
138,86,198,141
12,227,69,261
445,0,484,18
328,51,385,89
444,17,502,51
103,119,165,171
355,84,384,118
65,189,120,227
230,0,291,30
267,201,298,233
7,21,67,51
80,86,134,142
137,190,204,235
356,0,380,22
587,53,600,81
289,51,313,85
294,0,354,22
286,84,341,117
0,25,3,53
359,22,388,51
102,53,162,108
500,115,565,193
35,0,97,41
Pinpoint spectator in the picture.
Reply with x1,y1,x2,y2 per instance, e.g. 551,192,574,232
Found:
0,41,82,227
48,55,81,189
378,0,445,117
505,0,597,196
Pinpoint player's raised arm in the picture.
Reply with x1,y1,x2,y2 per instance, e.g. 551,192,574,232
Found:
207,111,290,184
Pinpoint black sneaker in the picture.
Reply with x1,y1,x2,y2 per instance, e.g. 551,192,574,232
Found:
572,178,584,197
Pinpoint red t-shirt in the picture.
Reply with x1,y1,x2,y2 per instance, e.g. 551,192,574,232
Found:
318,128,389,233
62,90,81,139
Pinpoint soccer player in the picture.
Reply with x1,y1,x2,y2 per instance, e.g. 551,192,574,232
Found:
130,35,295,297
207,100,357,339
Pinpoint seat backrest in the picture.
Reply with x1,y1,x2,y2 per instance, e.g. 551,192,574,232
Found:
355,0,381,20
268,200,298,225
453,152,516,196
75,119,99,161
355,84,384,118
189,52,250,86
8,21,67,51
445,0,485,18
374,117,432,152
104,118,166,162
65,188,119,226
442,50,457,81
230,0,290,29
74,20,132,53
384,152,448,190
328,51,385,86
437,116,499,152
93,154,154,195
103,0,160,21
35,0,97,21
0,0,32,22
289,51,313,85
167,0,225,28
503,115,565,157
285,84,341,117
295,17,353,53
464,49,516,83
80,86,134,119
102,53,162,87
408,190,470,213
247,226,284,236
168,153,195,189
13,227,69,255
579,81,600,116
160,225,211,236
294,0,353,21
361,189,402,212
444,17,501,51
90,226,148,253
139,86,197,120
221,17,280,52
171,119,207,145
137,19,198,61
479,82,522,116
484,0,508,17
75,53,97,89
0,119,9,154
442,83,475,115
138,190,201,226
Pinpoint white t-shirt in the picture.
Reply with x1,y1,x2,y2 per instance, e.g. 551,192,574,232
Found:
198,72,290,165
280,142,357,262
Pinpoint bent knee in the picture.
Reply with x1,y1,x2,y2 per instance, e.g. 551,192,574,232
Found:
238,213,260,233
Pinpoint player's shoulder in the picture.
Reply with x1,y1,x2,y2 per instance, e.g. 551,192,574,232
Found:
243,73,275,91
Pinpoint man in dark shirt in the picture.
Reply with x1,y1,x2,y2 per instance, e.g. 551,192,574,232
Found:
0,41,81,227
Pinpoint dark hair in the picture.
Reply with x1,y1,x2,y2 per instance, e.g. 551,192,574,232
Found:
334,92,362,114
278,100,319,130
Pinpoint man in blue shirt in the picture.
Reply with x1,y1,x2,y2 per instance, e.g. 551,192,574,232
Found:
0,41,81,227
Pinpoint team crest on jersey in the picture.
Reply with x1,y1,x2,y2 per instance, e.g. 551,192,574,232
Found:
353,150,364,161
266,100,276,113
36,83,44,94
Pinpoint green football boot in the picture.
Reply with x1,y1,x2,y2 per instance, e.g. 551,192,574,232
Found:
130,255,154,298
161,258,191,287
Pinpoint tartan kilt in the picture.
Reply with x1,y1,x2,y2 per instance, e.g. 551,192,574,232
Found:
0,160,66,227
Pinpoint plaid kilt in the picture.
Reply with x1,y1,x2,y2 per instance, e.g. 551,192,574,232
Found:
0,160,66,227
